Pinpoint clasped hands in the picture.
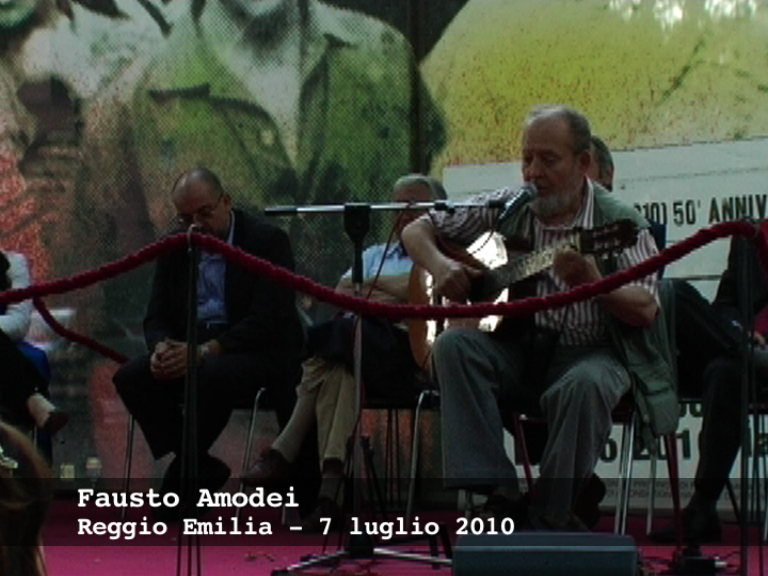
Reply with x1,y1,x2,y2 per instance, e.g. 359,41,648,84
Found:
150,339,208,380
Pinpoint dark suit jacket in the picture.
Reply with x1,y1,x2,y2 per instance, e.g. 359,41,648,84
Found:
714,236,768,330
143,209,304,363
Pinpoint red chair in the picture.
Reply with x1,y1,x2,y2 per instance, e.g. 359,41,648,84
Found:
512,400,682,541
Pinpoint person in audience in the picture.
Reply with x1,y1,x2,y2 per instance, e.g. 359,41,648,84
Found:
0,249,67,436
242,174,443,530
401,105,676,530
588,134,667,251
652,235,768,544
112,167,305,519
587,135,614,192
0,420,52,576
589,133,768,542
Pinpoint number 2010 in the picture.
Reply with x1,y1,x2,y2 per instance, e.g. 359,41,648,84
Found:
456,517,515,535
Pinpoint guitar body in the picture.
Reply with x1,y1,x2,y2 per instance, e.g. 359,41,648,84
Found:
406,219,640,367
406,264,433,370
407,232,511,370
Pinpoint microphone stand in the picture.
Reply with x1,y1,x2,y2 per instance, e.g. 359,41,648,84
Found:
265,200,470,575
668,231,759,576
177,225,202,576
736,233,757,576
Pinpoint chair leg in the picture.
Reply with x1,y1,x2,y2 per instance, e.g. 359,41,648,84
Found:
664,433,683,550
646,439,659,535
121,415,136,521
462,490,476,519
621,415,636,534
405,390,430,525
726,478,741,524
394,408,402,506
361,435,388,521
613,422,626,534
238,387,265,522
763,483,768,542
512,413,535,495
383,407,402,510
614,413,635,535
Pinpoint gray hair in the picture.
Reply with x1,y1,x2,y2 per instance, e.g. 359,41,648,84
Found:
525,105,592,155
393,174,447,200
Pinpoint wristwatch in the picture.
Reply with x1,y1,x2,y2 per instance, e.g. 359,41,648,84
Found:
198,343,211,365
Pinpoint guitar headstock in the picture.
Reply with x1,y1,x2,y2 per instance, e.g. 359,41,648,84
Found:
579,219,639,256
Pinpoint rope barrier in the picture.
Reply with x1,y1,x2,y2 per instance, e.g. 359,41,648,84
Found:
1,219,766,364
32,298,128,365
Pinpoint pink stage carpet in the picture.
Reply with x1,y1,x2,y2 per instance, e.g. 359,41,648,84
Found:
43,500,766,575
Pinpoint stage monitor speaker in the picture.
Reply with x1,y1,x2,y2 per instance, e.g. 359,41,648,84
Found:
453,532,638,576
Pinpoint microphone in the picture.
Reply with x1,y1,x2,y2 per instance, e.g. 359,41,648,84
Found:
498,183,537,223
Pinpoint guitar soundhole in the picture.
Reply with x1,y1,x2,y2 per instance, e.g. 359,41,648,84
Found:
504,235,533,253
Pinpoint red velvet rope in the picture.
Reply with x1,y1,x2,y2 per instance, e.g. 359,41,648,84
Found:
32,298,129,365
0,220,765,363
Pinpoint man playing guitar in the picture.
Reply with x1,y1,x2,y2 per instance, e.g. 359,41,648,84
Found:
402,105,675,530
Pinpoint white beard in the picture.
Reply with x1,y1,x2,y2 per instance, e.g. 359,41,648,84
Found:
530,189,580,221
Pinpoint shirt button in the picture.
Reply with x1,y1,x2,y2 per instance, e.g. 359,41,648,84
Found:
261,129,275,147
367,62,383,83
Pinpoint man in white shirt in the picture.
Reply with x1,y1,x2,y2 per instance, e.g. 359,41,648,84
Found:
242,174,443,531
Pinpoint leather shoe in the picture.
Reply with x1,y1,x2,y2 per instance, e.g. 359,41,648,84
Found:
241,448,291,487
42,409,69,438
299,497,344,533
648,503,722,545
573,474,606,530
479,493,530,526
752,345,768,381
154,454,231,522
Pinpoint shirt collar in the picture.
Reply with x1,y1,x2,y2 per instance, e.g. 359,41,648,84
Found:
145,2,358,96
201,211,234,260
225,210,235,244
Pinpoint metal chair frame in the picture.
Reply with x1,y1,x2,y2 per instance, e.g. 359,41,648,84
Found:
121,387,266,521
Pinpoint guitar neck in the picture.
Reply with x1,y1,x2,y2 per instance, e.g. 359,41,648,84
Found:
463,219,637,303
470,235,579,302
500,244,562,286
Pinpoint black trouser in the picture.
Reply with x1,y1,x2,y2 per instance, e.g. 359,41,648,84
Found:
306,315,422,402
672,279,765,503
0,329,48,426
113,351,300,460
674,279,741,388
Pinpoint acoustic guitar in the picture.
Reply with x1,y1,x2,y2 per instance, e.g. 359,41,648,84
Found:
406,219,640,369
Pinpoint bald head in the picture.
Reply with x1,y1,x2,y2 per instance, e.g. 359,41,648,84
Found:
172,167,224,200
393,174,447,202
172,167,232,238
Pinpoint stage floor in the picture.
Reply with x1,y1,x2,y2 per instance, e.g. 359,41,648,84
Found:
42,500,765,575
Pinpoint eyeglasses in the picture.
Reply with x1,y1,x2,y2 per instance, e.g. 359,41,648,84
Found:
176,193,224,227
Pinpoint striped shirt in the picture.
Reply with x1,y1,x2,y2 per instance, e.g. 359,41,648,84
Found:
426,180,658,345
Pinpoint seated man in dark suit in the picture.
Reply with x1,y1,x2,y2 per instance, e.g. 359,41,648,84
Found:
652,235,768,544
113,167,305,513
